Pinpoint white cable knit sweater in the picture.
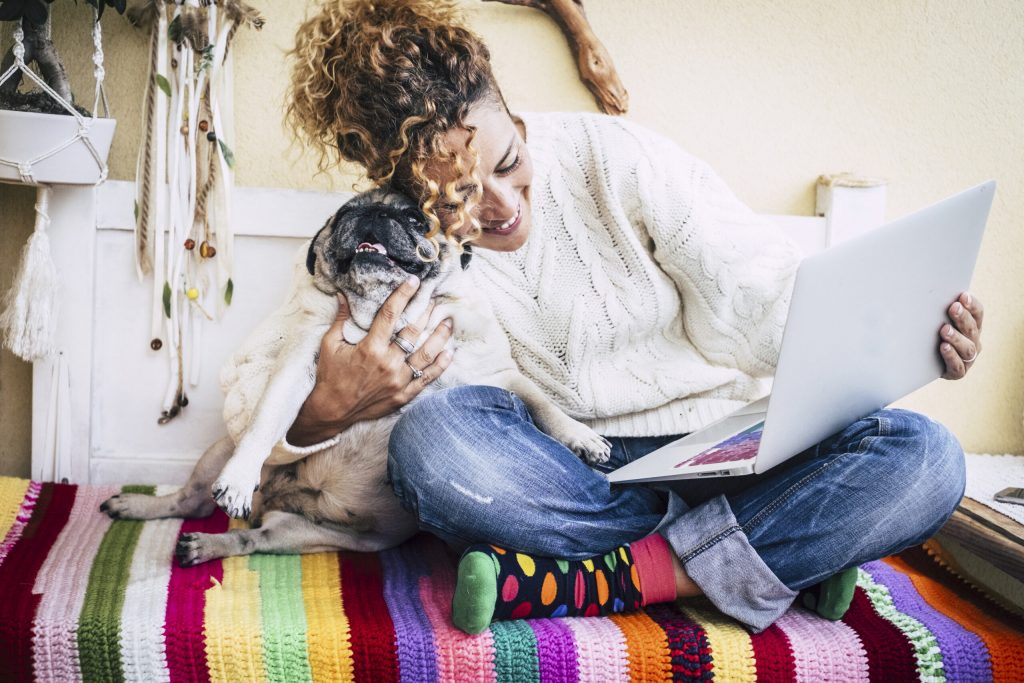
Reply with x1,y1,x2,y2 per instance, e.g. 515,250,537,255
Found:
220,111,802,451
467,111,802,436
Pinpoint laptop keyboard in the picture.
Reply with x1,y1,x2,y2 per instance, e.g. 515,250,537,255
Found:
674,421,764,468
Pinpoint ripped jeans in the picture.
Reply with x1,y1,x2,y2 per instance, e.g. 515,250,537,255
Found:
386,385,966,631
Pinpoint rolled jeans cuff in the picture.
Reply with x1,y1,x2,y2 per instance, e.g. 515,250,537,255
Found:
656,492,797,632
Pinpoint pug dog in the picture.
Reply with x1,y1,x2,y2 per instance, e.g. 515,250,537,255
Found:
100,188,612,565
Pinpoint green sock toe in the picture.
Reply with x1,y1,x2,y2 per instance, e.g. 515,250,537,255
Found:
814,566,859,620
452,551,498,634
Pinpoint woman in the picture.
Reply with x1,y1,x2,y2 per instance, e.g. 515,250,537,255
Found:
279,0,983,634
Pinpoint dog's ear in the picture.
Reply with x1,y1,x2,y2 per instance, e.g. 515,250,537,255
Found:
306,222,330,276
460,243,473,270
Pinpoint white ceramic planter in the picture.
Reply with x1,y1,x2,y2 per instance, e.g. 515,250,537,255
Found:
0,109,116,186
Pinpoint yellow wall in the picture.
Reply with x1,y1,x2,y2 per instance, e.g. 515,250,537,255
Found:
1,0,1022,476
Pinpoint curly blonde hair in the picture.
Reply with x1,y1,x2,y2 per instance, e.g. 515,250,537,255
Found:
287,0,507,256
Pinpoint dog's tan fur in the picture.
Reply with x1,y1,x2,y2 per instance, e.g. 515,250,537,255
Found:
101,190,611,566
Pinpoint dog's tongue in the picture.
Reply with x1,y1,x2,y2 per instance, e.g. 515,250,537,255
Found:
357,242,387,255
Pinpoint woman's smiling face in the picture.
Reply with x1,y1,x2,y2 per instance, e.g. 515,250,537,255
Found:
423,103,534,252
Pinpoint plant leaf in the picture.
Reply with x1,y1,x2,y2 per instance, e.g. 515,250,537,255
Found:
167,14,181,42
217,139,236,169
198,45,214,72
162,281,171,318
133,200,138,222
155,74,171,97
224,278,234,306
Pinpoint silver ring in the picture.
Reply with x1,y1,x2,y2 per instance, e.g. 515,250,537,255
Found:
405,359,424,381
963,349,979,363
390,333,415,355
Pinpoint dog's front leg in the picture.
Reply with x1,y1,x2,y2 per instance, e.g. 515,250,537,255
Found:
500,372,613,465
212,329,326,519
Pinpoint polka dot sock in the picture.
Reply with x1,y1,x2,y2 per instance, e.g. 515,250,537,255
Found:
451,534,678,634
800,566,859,620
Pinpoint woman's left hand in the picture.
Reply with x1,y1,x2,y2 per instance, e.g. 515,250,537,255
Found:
939,291,983,380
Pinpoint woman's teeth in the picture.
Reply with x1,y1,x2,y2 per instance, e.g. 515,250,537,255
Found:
490,205,521,231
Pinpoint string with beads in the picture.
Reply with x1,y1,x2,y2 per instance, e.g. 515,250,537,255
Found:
131,0,263,423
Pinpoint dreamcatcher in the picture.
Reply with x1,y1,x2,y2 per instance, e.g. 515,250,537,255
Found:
129,0,262,423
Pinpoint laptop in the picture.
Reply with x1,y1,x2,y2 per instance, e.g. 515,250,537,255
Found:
607,180,996,484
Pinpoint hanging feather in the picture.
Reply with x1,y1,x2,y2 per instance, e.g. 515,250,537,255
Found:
174,3,209,51
125,0,158,29
221,0,264,31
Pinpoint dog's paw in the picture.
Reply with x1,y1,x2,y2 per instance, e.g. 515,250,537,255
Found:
175,532,221,567
427,301,489,342
552,420,613,465
100,493,154,520
212,460,260,520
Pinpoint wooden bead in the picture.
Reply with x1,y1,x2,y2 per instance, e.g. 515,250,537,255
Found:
184,238,195,250
171,58,178,68
150,338,163,351
198,120,209,132
180,125,188,135
206,131,216,142
199,241,216,258
186,288,199,300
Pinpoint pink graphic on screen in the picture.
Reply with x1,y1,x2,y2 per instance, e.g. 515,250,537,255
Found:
674,421,765,468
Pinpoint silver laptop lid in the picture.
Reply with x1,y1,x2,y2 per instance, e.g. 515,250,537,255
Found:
754,180,995,474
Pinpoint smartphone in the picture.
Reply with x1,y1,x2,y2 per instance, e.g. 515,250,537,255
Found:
994,487,1024,506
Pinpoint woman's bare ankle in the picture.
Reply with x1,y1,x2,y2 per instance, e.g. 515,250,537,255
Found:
671,554,703,597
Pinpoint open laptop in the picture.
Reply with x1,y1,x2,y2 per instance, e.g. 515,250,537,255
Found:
607,180,996,484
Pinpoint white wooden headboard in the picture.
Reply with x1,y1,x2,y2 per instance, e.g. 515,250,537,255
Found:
30,177,886,485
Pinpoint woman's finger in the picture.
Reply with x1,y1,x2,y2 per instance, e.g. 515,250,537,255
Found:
393,301,435,354
400,348,455,400
960,291,984,331
367,275,420,346
406,318,453,371
940,323,978,365
321,293,353,354
940,341,966,380
948,299,980,344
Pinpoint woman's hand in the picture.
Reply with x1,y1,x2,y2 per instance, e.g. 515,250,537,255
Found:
939,291,983,380
286,276,455,446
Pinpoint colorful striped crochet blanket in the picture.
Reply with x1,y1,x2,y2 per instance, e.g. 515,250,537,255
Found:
1,478,1022,682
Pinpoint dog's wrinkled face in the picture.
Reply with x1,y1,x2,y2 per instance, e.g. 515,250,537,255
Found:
307,189,468,301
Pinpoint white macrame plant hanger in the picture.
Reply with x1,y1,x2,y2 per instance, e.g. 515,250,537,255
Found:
0,11,110,362
0,14,110,184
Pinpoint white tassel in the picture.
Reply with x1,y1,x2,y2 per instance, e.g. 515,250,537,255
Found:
0,187,58,361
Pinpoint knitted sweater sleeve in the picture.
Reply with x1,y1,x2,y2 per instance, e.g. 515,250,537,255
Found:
626,122,802,377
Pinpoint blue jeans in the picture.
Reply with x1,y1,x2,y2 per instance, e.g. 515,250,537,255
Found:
387,385,966,631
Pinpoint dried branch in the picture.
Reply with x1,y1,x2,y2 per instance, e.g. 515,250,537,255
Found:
485,0,627,115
